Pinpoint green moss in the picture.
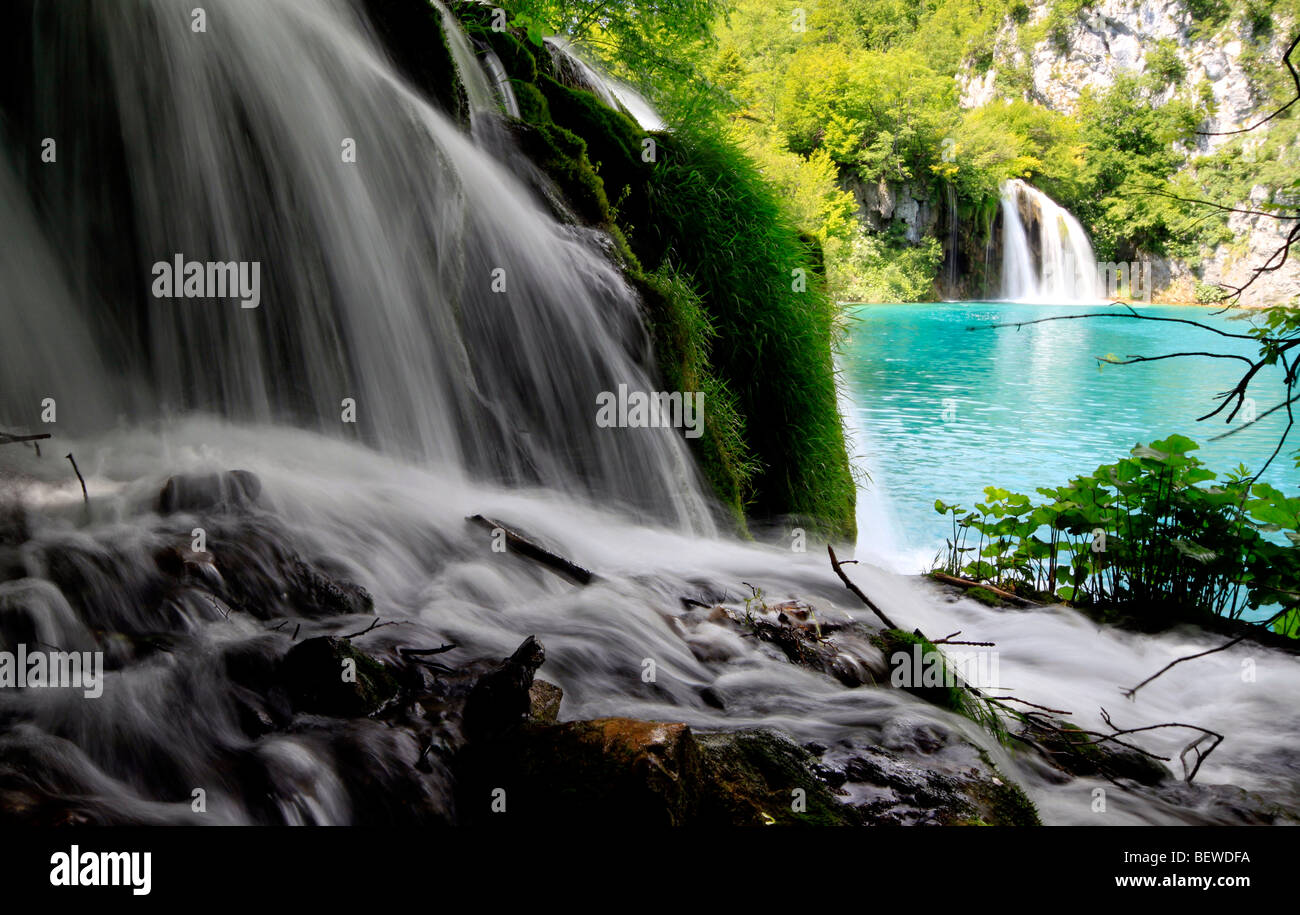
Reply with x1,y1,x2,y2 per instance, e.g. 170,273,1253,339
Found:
512,80,550,123
646,129,857,540
537,76,661,264
966,586,1005,607
510,120,612,226
634,266,756,527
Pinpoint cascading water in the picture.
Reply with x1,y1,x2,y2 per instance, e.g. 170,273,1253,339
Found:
999,179,1099,303
0,0,707,530
1,0,1297,826
542,37,666,131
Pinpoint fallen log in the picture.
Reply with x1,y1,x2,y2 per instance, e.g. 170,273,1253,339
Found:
468,514,594,585
927,571,1040,607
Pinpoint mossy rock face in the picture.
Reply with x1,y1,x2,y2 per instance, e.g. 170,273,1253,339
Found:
511,80,550,124
537,76,658,259
507,120,611,226
359,0,468,127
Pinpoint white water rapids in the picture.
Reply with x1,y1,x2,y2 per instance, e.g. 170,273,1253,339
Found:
0,0,1296,825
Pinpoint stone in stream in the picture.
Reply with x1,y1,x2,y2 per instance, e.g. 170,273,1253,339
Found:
462,636,547,739
527,678,564,724
280,636,399,718
157,469,262,515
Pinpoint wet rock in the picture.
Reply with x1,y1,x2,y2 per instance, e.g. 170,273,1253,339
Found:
456,716,869,826
158,470,261,515
527,678,563,723
201,520,374,619
1018,718,1171,787
826,743,1040,826
457,717,708,825
462,636,546,739
280,636,399,718
694,728,856,825
681,597,887,687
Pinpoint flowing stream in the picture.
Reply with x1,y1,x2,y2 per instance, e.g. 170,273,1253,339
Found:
0,0,1296,826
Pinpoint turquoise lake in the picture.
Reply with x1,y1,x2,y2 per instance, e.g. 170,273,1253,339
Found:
840,302,1300,568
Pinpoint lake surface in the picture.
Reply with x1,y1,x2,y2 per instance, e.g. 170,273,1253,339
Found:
840,302,1300,569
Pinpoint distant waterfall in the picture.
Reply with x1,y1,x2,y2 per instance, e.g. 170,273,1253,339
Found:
999,179,1098,302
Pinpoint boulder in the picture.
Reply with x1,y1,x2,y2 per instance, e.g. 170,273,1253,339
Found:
158,470,261,515
280,636,399,718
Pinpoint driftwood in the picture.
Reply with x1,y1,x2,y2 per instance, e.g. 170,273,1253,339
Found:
0,431,51,445
469,514,593,585
928,571,1040,608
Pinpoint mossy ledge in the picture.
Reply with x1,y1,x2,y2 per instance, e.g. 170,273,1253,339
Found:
442,1,855,539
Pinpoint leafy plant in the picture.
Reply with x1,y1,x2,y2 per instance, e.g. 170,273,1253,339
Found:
934,435,1300,629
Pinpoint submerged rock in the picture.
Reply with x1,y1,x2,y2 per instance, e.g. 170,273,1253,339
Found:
158,470,262,515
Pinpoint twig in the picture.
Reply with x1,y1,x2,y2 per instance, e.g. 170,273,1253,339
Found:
0,431,51,445
398,643,458,657
984,696,1072,715
341,618,404,639
1121,635,1248,699
65,453,88,504
827,545,900,629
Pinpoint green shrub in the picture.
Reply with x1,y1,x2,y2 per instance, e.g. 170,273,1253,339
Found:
1195,281,1230,304
935,435,1300,629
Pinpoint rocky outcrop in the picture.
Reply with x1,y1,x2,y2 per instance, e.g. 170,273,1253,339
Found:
844,174,939,244
959,0,1271,144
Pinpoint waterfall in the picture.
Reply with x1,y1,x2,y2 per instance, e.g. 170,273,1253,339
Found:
1,0,1295,829
482,49,521,119
944,183,958,298
433,0,517,122
542,37,666,131
999,179,1099,303
0,0,709,531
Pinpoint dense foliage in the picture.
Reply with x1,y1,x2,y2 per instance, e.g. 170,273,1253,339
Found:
691,0,1296,299
935,435,1300,633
